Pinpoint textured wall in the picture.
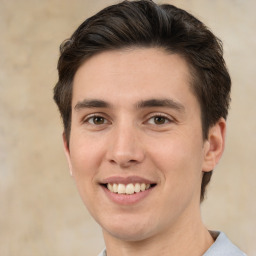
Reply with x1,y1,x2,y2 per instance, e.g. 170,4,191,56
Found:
0,0,255,255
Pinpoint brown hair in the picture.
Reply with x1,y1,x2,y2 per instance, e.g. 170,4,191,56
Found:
54,0,231,201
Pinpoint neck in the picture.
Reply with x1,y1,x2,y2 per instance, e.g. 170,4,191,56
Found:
102,210,214,256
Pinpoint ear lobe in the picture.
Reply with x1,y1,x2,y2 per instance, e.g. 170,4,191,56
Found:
202,118,226,172
63,133,73,176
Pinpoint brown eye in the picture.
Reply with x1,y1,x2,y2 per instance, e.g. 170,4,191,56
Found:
94,117,105,124
154,116,167,125
88,116,106,125
147,115,171,125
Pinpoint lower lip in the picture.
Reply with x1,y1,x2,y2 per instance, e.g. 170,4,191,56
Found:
101,185,154,205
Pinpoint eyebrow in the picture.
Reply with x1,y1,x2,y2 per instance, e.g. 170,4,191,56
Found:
136,98,185,112
74,98,185,112
74,99,111,111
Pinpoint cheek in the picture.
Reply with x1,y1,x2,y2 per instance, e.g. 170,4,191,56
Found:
148,137,204,220
68,135,106,200
69,133,105,172
68,145,102,214
148,132,204,187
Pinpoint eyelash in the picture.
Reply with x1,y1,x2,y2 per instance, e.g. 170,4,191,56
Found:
82,113,173,127
145,113,173,125
83,114,110,125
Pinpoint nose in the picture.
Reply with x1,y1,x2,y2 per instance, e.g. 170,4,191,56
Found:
106,123,145,168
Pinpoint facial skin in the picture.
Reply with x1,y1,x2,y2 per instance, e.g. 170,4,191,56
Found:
64,48,225,255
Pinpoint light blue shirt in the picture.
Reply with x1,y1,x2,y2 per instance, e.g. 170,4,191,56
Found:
204,231,246,256
97,231,246,256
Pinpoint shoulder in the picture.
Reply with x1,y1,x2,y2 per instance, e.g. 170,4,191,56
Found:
97,248,107,256
98,231,246,256
203,231,247,256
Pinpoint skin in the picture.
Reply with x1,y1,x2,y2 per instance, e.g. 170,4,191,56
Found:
63,48,226,256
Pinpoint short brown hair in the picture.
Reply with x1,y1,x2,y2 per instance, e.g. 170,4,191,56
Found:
54,0,231,201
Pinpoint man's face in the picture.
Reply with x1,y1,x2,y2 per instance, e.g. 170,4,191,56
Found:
64,48,213,241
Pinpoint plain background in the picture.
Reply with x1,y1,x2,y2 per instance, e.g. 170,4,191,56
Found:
0,0,255,255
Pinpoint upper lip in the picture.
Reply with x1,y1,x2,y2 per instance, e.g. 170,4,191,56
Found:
101,175,156,185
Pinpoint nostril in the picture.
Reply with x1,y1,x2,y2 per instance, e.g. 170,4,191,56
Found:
108,157,139,167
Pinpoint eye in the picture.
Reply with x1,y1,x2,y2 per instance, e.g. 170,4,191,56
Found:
147,115,171,125
86,115,108,125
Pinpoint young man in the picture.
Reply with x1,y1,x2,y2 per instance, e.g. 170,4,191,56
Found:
53,1,246,255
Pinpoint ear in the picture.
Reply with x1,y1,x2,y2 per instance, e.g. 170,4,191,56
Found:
202,118,226,172
63,133,73,176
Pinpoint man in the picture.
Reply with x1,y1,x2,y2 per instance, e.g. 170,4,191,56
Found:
53,1,246,255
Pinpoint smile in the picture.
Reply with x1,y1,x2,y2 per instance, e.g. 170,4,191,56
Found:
106,183,152,195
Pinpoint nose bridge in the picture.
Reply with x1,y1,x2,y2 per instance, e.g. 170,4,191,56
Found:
107,118,144,166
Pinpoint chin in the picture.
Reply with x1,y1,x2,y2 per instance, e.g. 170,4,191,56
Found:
101,215,157,242
106,227,152,242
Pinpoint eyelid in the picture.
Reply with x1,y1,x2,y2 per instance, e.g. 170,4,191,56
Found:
145,112,174,124
82,112,111,125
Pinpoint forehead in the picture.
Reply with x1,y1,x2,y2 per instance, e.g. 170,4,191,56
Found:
72,47,197,108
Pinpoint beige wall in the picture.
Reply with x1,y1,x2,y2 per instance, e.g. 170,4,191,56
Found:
0,0,255,255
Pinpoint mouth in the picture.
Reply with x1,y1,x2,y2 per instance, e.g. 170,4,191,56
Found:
100,176,157,204
101,183,156,195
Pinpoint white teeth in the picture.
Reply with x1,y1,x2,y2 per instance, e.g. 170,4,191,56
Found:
126,183,135,194
140,183,146,191
106,183,152,194
107,183,113,192
134,183,140,193
117,184,126,194
113,183,118,193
